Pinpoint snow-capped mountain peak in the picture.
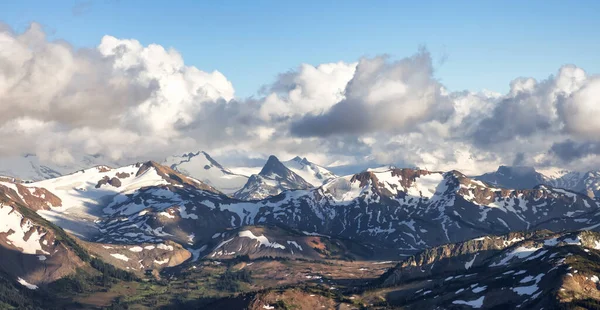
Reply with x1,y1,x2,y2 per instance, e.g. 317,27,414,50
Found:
163,151,248,194
234,155,313,200
282,156,337,187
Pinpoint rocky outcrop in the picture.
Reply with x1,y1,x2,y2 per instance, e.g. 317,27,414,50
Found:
83,240,191,273
234,156,312,200
136,161,221,194
0,195,84,287
0,182,61,211
373,230,600,309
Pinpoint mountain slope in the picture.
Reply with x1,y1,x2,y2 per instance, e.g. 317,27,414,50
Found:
25,161,220,240
233,156,313,200
551,170,600,198
474,165,547,189
476,166,600,198
372,230,600,309
205,225,373,261
7,161,600,308
0,154,118,182
282,156,337,187
164,151,248,194
1,164,203,278
32,162,600,261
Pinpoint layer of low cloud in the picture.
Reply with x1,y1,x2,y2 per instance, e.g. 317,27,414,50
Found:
2,23,600,175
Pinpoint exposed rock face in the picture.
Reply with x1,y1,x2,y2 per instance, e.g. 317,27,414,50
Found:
32,162,600,261
83,240,191,273
476,166,600,198
374,230,600,309
136,161,221,194
0,194,84,287
234,156,313,200
475,166,546,189
205,226,373,261
11,161,600,274
96,176,122,188
115,172,131,179
380,231,550,286
0,182,61,211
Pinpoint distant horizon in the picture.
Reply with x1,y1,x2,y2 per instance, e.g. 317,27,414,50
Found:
1,149,594,181
2,1,600,176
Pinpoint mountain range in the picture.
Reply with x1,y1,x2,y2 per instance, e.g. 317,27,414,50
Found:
3,154,600,308
475,165,600,198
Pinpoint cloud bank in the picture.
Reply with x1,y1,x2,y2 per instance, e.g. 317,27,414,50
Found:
2,23,600,174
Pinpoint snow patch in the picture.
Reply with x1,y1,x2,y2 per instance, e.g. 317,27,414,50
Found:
238,230,285,249
452,296,484,308
17,278,38,290
110,253,130,261
465,253,478,270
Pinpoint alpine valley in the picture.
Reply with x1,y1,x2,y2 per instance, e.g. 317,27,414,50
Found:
3,152,600,309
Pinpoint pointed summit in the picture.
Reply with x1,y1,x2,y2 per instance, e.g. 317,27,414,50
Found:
233,155,313,200
259,155,289,177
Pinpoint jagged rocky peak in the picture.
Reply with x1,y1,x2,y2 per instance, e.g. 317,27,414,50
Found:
233,156,313,200
174,150,227,171
257,155,312,188
290,156,313,167
347,168,446,194
259,155,289,177
290,155,305,163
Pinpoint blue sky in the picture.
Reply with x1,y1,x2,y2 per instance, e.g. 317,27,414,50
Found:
2,0,599,98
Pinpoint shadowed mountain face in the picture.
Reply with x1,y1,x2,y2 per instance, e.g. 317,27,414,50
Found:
373,230,600,309
475,165,600,198
475,166,547,189
0,185,86,287
233,156,313,200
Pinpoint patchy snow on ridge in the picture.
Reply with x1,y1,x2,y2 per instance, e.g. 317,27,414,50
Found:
238,230,286,249
491,246,543,266
452,296,485,308
0,204,48,255
30,164,169,239
465,253,479,270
